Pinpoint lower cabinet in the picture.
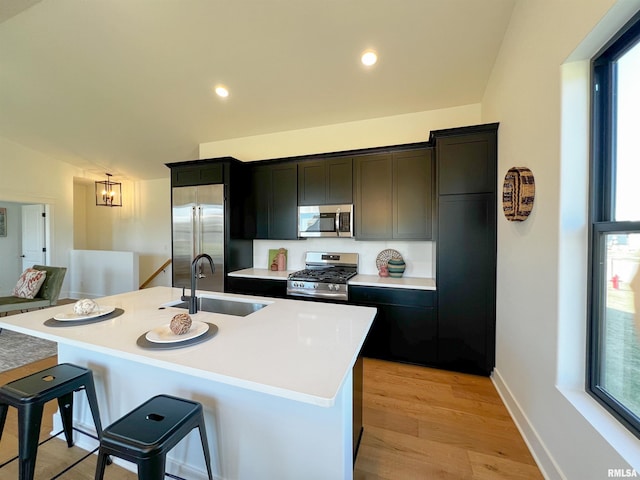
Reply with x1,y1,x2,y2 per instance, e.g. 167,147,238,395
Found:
226,276,287,298
349,286,437,366
436,193,496,376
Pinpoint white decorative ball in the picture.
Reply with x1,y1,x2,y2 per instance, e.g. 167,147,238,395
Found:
74,298,99,315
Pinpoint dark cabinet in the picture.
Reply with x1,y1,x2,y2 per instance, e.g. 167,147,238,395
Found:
433,124,498,376
354,153,393,239
226,276,287,298
394,149,433,239
253,162,298,240
298,156,353,205
349,286,437,366
170,162,224,187
437,132,496,195
354,149,433,240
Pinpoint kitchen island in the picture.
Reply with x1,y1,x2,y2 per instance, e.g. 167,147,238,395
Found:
0,286,376,480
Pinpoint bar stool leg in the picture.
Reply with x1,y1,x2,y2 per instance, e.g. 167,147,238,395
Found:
138,455,166,480
57,391,75,447
197,420,215,480
0,403,7,442
94,450,109,480
82,377,104,436
17,403,44,480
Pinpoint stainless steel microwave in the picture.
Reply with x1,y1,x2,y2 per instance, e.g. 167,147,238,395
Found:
298,204,353,238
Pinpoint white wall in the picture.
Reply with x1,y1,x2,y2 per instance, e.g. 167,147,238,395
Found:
110,178,172,289
482,0,640,478
199,104,481,161
73,177,173,291
0,136,82,297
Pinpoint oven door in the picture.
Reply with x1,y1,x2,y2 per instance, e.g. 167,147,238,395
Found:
287,281,349,302
298,205,353,238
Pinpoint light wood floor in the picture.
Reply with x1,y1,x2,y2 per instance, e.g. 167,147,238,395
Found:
354,359,543,480
0,356,542,479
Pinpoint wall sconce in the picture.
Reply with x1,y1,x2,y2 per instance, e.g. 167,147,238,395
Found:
95,173,122,207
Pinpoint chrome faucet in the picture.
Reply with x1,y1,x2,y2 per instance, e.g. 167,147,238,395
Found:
188,253,215,314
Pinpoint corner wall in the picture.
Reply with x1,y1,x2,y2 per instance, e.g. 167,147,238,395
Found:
482,0,640,477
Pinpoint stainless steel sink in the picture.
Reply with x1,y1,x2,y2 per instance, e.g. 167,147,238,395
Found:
167,296,269,317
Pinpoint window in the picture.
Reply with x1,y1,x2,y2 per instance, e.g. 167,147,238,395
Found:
589,11,640,438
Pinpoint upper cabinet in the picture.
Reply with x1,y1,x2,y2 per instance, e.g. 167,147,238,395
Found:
355,148,433,240
298,156,353,205
253,162,298,240
393,149,433,240
437,132,497,195
169,161,224,187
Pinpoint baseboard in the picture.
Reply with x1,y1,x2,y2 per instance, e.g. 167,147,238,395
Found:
491,368,564,480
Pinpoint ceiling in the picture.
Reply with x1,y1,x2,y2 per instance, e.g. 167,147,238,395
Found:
0,0,515,180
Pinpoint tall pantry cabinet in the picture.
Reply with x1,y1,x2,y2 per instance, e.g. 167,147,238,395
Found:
432,123,498,376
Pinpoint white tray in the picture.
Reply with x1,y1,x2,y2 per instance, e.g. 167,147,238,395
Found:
145,321,209,344
53,306,116,322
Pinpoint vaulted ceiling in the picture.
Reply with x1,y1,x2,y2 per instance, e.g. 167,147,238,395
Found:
0,0,514,180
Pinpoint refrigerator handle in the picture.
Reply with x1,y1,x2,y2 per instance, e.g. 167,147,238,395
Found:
191,205,197,259
198,206,203,255
197,206,206,278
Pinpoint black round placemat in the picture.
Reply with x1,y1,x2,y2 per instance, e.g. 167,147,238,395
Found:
44,308,125,327
136,323,218,350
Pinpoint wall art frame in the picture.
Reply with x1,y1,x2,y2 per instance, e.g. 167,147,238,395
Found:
0,208,6,236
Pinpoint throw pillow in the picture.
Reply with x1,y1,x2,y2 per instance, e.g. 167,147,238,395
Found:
12,268,47,299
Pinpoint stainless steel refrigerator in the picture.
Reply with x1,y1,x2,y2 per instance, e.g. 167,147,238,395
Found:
171,184,224,292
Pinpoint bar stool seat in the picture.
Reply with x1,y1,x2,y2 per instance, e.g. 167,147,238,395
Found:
95,394,214,480
0,362,104,480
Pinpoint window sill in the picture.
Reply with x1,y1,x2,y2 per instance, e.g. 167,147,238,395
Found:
557,385,640,470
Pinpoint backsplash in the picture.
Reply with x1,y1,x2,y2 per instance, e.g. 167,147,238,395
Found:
253,238,435,277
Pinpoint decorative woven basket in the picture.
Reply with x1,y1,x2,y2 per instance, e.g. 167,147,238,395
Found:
502,167,535,221
387,258,406,278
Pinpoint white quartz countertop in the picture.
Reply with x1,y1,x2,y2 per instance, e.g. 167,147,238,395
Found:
349,274,436,290
0,287,375,407
228,268,294,280
228,268,436,290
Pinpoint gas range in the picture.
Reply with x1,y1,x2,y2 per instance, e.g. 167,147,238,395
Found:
287,252,358,302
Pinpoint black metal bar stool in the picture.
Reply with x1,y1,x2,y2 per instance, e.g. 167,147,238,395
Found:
94,394,214,480
0,362,104,480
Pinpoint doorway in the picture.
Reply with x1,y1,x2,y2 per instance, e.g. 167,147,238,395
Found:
0,201,51,295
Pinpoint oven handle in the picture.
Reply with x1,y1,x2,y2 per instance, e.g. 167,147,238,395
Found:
287,289,348,300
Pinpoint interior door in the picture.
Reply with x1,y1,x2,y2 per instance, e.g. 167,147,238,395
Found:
21,204,46,270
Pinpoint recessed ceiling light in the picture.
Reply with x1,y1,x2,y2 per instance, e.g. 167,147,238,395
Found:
361,50,378,66
214,85,229,98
